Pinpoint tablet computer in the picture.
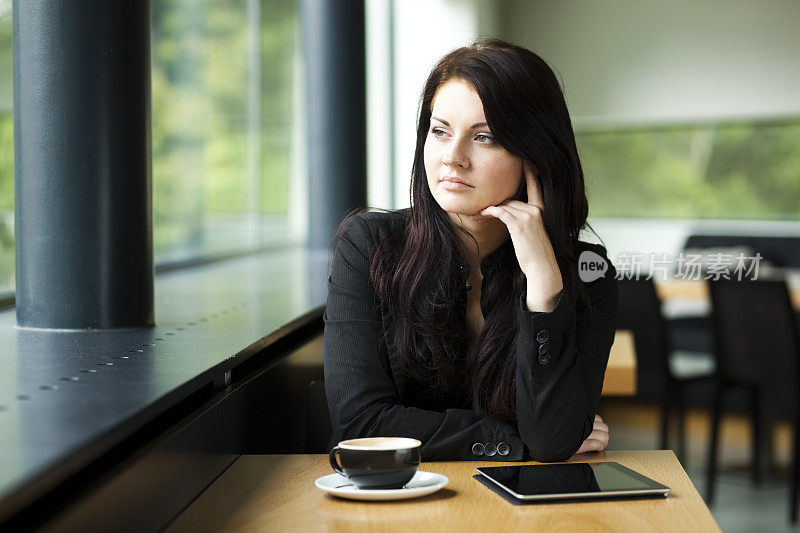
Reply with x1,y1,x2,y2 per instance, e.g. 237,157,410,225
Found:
475,462,670,501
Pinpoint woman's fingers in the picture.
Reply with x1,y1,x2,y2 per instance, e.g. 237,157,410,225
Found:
577,434,610,454
496,201,529,215
575,413,610,455
587,429,609,446
497,199,543,218
576,438,605,455
480,205,519,226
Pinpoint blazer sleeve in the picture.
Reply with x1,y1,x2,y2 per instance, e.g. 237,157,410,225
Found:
323,214,526,461
514,244,619,462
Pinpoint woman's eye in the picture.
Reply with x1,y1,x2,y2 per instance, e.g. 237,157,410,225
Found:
431,127,447,138
476,133,494,144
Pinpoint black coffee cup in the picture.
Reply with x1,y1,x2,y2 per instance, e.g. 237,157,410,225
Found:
328,437,422,489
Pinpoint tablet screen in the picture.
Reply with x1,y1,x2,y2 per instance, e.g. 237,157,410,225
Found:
476,462,669,500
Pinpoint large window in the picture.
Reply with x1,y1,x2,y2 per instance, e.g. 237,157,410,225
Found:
0,0,304,295
151,0,303,263
577,120,800,220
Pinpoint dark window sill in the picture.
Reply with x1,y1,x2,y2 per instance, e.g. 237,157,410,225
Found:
0,246,330,524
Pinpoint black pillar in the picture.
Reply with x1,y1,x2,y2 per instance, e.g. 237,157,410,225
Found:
13,0,154,329
301,0,367,250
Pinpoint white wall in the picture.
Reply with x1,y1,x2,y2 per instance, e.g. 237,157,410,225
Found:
499,0,800,258
500,0,800,129
581,218,800,266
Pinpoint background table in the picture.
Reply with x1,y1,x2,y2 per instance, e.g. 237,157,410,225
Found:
603,329,636,396
656,278,800,308
166,451,720,532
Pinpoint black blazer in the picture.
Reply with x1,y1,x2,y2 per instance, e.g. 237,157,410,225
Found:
323,208,618,462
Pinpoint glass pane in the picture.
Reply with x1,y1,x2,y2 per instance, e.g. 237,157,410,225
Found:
577,120,800,220
260,0,300,239
0,0,304,296
151,0,301,264
0,1,12,294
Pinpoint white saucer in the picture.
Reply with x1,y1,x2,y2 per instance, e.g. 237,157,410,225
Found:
315,470,449,501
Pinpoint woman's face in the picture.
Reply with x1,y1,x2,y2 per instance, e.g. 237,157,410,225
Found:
424,79,524,219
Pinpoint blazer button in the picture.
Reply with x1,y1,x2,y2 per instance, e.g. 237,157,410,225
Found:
536,329,550,343
497,442,510,456
472,442,485,456
538,353,551,365
484,443,497,456
538,342,550,355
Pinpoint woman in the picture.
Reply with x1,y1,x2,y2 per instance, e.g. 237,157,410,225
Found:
323,38,617,462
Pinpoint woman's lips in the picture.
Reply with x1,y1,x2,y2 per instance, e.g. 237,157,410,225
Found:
441,178,473,190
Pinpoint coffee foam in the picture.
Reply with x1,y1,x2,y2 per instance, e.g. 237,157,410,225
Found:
339,437,421,450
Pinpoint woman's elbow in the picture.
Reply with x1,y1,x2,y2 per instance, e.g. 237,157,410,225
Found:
522,430,582,463
526,443,579,463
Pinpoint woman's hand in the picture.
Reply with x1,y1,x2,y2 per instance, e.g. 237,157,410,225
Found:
477,161,564,312
576,414,610,454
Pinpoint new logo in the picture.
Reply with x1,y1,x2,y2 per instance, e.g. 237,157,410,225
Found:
578,250,608,283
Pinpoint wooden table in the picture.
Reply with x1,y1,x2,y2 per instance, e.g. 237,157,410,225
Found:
166,451,719,532
603,329,636,396
656,278,800,309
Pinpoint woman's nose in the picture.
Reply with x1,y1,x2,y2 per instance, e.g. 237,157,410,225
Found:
442,139,468,168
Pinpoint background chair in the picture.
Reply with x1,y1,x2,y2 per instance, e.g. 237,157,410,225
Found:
704,279,800,523
616,277,715,464
682,234,800,270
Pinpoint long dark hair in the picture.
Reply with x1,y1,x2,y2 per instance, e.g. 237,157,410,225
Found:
336,38,594,422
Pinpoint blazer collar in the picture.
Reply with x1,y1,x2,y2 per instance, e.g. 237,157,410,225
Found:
456,237,514,273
